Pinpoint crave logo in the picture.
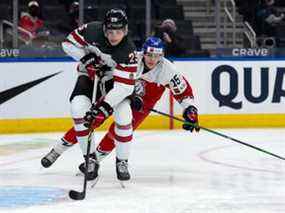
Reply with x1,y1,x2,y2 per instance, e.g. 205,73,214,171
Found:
211,65,285,109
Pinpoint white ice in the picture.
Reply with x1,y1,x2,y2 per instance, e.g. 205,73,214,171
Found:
0,129,285,213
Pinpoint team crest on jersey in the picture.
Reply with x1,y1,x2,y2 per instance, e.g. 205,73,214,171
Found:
134,80,146,96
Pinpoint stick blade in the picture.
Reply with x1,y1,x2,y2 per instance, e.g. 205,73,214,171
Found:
69,190,85,200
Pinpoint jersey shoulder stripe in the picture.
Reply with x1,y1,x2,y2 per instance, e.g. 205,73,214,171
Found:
70,30,88,46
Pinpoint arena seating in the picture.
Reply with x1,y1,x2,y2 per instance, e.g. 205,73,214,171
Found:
0,0,203,56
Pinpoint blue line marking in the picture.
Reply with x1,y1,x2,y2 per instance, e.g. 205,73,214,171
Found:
0,57,75,63
0,186,66,208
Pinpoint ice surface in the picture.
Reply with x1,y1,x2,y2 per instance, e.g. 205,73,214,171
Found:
0,129,285,213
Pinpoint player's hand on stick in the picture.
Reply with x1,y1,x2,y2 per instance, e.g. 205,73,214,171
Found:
182,105,200,132
78,53,100,80
86,45,116,68
84,99,113,129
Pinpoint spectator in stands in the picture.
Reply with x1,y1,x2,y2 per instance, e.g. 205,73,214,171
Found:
68,1,80,29
255,0,284,37
57,1,80,35
153,19,186,57
235,0,260,23
19,1,50,43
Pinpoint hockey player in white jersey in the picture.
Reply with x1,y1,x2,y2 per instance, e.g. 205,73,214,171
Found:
41,36,199,180
41,8,137,181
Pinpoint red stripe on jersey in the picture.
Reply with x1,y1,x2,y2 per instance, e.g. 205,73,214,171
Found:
116,64,137,73
115,134,133,143
114,76,135,85
71,31,87,46
75,129,90,137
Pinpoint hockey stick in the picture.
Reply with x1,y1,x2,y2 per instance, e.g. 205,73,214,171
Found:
150,108,285,161
69,129,93,200
69,77,99,200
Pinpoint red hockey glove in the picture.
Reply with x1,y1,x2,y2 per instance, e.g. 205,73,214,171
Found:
78,53,101,80
84,100,113,129
182,105,200,132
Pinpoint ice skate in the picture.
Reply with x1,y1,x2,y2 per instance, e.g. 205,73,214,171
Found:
41,148,61,168
78,153,100,181
116,158,130,181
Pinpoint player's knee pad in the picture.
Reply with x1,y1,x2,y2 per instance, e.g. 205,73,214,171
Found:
114,99,132,125
70,95,91,118
114,100,133,143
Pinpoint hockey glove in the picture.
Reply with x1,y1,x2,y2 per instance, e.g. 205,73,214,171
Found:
130,95,144,111
182,105,200,132
78,53,100,80
84,100,113,129
86,45,116,68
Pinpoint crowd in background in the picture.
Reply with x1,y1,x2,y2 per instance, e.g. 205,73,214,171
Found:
235,0,285,48
1,0,285,57
1,0,197,58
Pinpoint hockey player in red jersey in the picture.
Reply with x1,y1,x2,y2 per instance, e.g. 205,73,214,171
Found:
41,36,199,180
41,8,137,181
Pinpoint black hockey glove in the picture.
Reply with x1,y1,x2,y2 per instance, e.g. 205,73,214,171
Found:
130,95,144,111
84,99,113,129
78,53,101,80
182,105,200,132
86,45,116,68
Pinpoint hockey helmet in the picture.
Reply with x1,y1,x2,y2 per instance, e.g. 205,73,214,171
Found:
142,36,164,56
104,8,128,31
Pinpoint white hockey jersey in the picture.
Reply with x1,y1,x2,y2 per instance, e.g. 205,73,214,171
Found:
135,53,196,109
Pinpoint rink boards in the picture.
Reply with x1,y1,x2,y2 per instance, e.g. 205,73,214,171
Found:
0,58,284,133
